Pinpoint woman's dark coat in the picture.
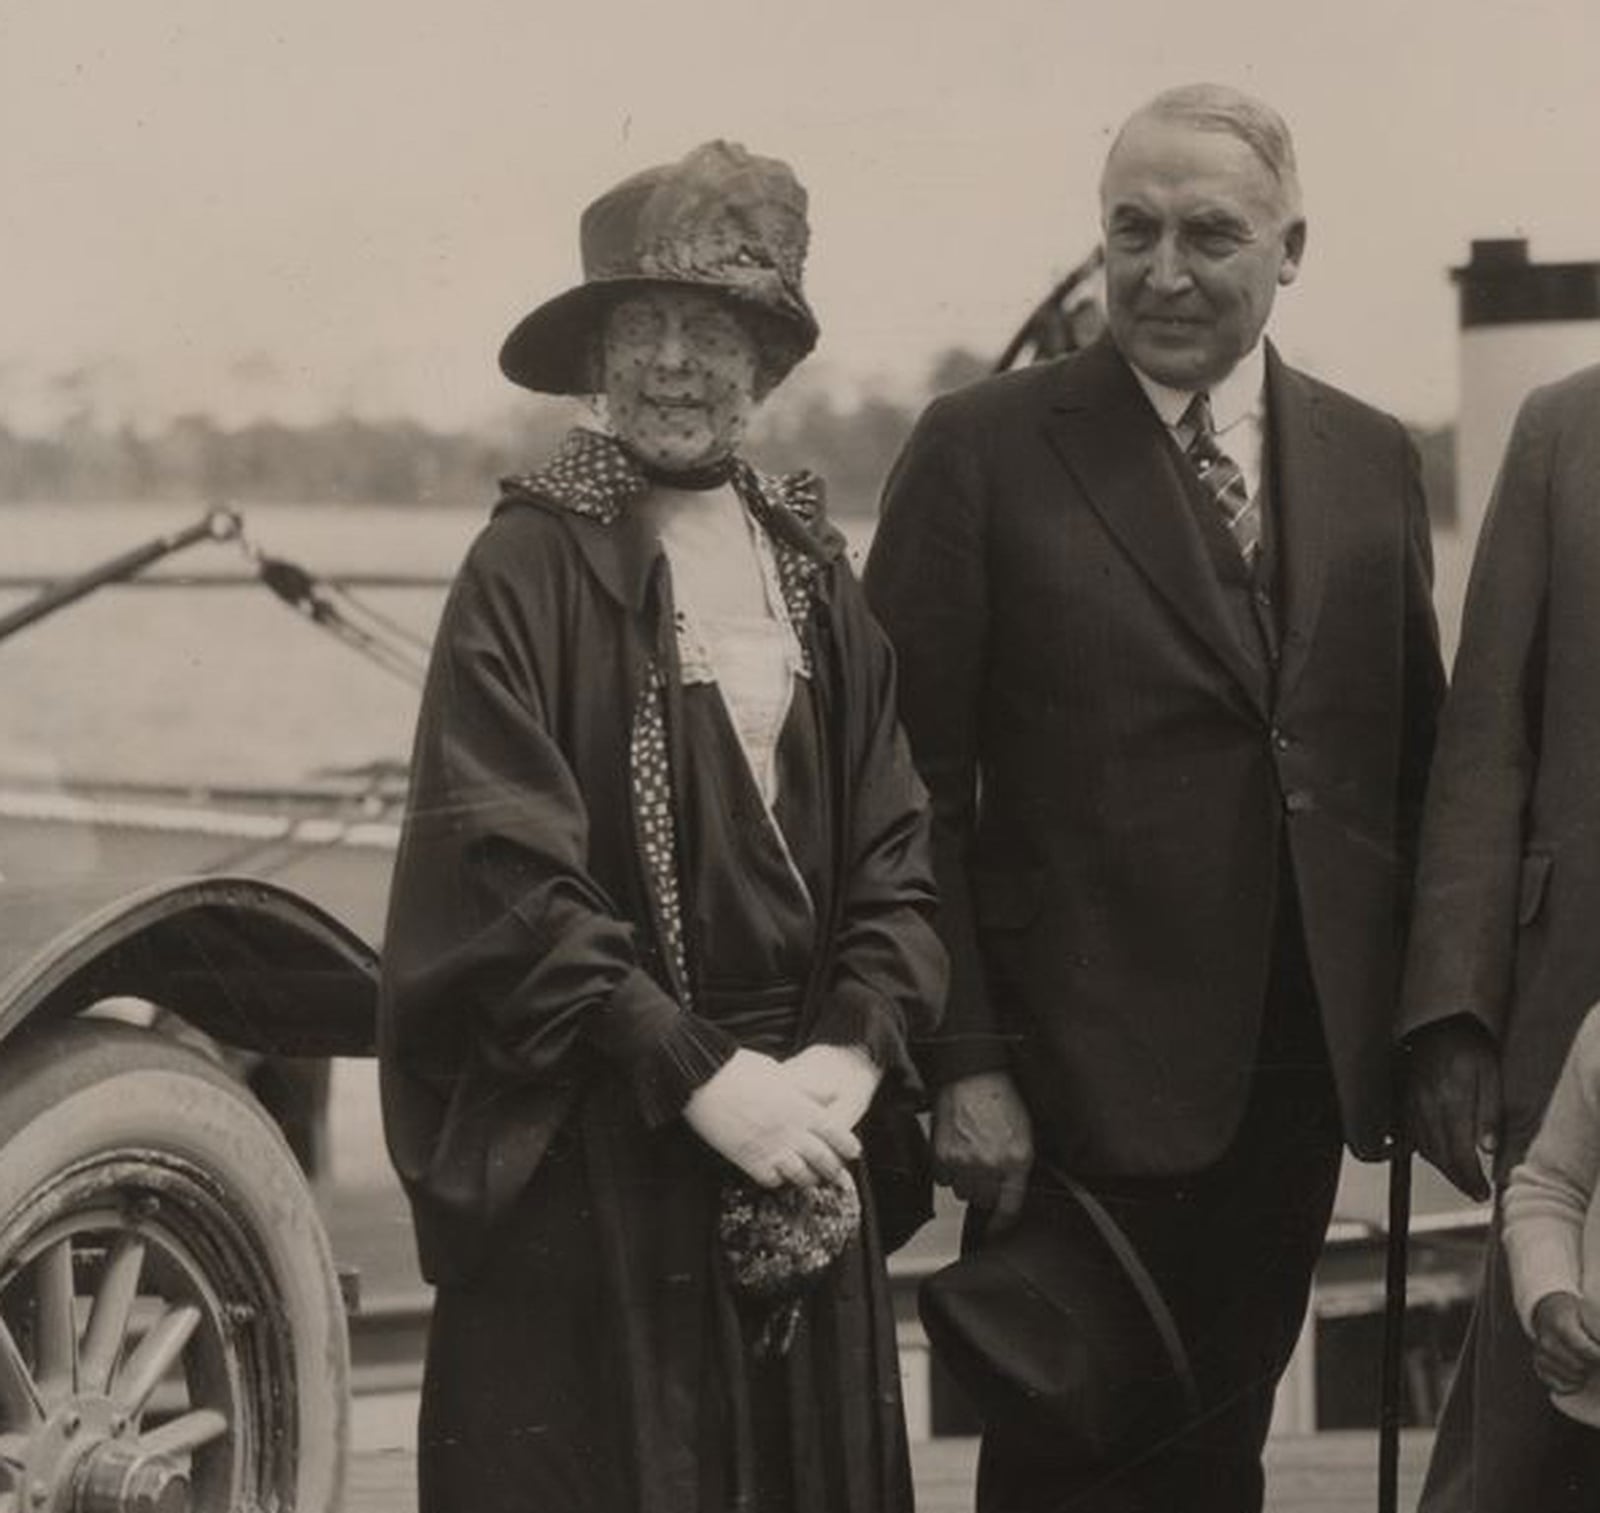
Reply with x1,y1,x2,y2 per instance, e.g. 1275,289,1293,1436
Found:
377,440,944,1513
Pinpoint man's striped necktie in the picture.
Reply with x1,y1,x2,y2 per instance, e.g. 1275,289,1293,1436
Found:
1180,392,1261,564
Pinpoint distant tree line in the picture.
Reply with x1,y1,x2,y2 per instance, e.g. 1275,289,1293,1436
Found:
0,411,552,511
748,349,992,515
0,346,1455,525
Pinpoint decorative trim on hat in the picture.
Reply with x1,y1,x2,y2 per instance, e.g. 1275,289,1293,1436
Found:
499,140,818,396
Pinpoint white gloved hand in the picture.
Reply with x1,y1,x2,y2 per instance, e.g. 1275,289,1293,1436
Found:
685,1048,860,1188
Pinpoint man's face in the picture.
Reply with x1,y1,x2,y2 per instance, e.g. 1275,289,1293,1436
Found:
1100,114,1305,390
600,288,760,472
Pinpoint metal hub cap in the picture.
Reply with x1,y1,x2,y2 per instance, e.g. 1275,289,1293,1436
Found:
72,1437,190,1513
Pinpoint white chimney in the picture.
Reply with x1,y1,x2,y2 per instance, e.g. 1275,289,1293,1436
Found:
1438,240,1600,659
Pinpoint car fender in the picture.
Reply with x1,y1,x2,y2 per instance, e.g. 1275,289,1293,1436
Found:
0,873,377,1056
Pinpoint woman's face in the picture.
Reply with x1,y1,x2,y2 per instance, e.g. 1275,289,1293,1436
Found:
599,289,761,472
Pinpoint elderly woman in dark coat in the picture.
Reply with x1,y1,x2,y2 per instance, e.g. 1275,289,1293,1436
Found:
378,141,945,1513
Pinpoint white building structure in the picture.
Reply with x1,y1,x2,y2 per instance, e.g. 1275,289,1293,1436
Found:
1438,239,1600,658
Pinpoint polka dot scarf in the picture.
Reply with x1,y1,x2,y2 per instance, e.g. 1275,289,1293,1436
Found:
505,429,827,675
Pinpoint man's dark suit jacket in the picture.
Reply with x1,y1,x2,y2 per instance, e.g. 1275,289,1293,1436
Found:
1402,362,1600,1163
865,335,1444,1175
1396,365,1600,1513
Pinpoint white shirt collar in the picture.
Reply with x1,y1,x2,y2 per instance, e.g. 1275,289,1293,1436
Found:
1130,343,1267,435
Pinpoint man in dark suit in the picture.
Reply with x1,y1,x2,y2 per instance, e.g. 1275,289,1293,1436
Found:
865,84,1445,1511
1401,362,1600,1512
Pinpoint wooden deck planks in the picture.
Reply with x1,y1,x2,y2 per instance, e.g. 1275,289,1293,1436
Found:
343,1429,1435,1512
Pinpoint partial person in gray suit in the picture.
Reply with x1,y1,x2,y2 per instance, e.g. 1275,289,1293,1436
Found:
1402,361,1600,1509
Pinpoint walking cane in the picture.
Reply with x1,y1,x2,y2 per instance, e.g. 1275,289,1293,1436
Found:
1379,1065,1414,1513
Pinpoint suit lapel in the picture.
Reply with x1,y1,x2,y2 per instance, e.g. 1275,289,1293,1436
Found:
1043,339,1267,712
1265,346,1329,702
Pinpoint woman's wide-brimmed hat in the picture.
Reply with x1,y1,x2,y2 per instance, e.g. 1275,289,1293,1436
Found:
499,140,820,396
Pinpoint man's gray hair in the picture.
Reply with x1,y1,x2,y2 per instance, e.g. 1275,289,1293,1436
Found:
1112,83,1304,219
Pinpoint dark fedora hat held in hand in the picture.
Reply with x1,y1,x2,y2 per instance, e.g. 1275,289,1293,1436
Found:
919,1164,1200,1460
500,140,820,396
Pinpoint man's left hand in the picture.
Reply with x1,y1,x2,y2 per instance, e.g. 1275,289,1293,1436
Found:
1404,1015,1501,1201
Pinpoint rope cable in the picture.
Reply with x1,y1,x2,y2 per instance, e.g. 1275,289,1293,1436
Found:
230,522,429,690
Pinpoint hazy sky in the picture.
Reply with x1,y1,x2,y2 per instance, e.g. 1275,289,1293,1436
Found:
3,0,1597,434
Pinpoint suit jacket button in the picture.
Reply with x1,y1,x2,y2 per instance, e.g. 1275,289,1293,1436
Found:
1284,790,1315,814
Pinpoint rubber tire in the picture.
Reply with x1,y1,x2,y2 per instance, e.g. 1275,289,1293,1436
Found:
0,1019,348,1513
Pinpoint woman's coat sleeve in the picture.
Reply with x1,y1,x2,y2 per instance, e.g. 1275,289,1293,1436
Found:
380,514,734,1120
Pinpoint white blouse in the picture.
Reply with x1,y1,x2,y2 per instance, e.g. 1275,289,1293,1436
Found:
650,484,807,810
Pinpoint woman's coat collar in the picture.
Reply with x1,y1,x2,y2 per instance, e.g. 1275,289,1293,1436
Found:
497,428,840,611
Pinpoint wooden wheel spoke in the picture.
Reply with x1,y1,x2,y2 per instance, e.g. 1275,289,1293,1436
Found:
0,1319,42,1429
78,1236,146,1395
112,1303,200,1414
0,1030,352,1510
138,1407,228,1458
32,1239,78,1400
